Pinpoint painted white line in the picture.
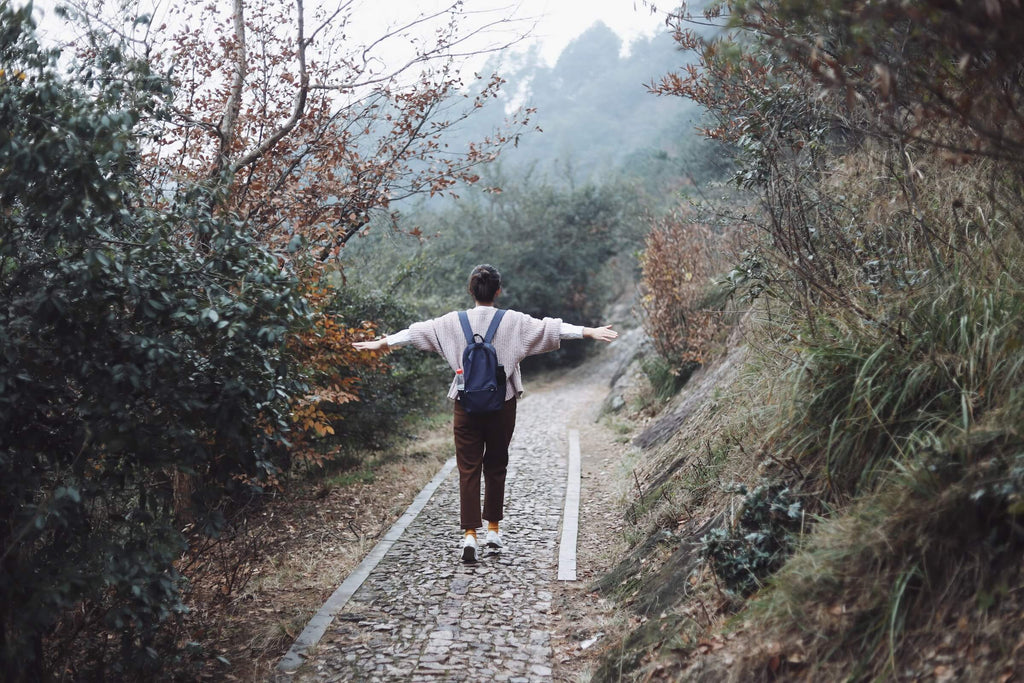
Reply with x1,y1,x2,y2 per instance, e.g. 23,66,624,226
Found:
557,429,581,581
277,457,458,673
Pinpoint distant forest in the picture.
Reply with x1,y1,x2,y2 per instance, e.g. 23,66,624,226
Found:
448,22,705,183
337,21,730,335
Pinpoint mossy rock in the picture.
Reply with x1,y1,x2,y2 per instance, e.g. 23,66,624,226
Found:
631,514,722,617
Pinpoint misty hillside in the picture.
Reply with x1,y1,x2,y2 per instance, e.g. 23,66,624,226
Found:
450,22,703,183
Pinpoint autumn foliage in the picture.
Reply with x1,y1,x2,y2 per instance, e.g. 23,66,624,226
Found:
95,0,530,258
59,0,534,458
639,212,733,372
286,284,384,466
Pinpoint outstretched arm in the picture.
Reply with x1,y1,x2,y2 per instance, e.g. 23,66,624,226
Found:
583,325,618,343
559,322,618,343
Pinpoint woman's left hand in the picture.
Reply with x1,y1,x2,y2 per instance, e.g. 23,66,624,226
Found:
353,338,389,352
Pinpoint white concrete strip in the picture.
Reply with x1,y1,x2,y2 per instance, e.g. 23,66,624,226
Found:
277,457,458,673
557,429,581,581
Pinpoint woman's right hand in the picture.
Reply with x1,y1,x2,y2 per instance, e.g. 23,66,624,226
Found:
584,325,618,343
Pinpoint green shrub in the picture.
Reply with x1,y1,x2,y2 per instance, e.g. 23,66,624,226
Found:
345,174,646,367
0,10,307,679
701,483,803,596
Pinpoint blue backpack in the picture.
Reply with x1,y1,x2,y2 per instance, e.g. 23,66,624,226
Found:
457,309,507,414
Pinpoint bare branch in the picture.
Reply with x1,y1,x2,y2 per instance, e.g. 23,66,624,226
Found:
305,0,354,47
64,0,532,260
211,0,248,178
310,6,530,92
230,0,309,174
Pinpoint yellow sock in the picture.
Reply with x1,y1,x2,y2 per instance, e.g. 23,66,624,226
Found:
464,529,477,539
487,521,499,533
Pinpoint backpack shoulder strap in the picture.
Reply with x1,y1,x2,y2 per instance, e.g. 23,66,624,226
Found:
483,309,506,344
457,310,475,345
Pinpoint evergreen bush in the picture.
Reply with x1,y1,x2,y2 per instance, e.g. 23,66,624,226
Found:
701,483,803,596
0,8,308,678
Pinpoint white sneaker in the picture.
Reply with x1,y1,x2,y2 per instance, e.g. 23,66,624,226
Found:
485,529,504,549
461,534,478,563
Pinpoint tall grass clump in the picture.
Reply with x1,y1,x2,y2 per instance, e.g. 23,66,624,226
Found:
749,424,1024,680
735,145,1024,673
785,276,1024,501
744,250,1024,677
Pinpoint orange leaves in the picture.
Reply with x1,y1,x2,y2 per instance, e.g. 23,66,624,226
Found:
639,212,736,369
289,284,382,378
429,177,456,197
283,281,384,464
292,403,335,438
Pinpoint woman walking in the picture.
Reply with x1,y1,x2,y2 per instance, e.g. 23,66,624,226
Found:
353,264,617,563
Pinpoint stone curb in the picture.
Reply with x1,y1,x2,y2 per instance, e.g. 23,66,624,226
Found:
557,429,581,581
276,457,458,673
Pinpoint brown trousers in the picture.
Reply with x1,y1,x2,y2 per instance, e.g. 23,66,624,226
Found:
453,397,517,530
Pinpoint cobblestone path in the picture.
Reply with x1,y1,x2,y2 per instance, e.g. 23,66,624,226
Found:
287,379,596,682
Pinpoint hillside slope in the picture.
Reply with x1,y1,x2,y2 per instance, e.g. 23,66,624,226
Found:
587,304,1024,681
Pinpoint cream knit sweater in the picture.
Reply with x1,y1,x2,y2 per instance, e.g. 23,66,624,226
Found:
388,307,567,401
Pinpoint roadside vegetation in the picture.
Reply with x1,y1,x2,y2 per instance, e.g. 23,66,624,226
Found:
0,1,697,678
589,1,1024,680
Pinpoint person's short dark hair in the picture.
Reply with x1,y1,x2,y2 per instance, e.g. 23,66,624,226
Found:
468,264,501,303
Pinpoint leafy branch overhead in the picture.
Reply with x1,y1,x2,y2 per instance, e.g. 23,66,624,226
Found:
65,0,535,261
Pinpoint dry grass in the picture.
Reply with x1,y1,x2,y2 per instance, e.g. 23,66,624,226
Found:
576,309,787,679
585,4,1024,680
